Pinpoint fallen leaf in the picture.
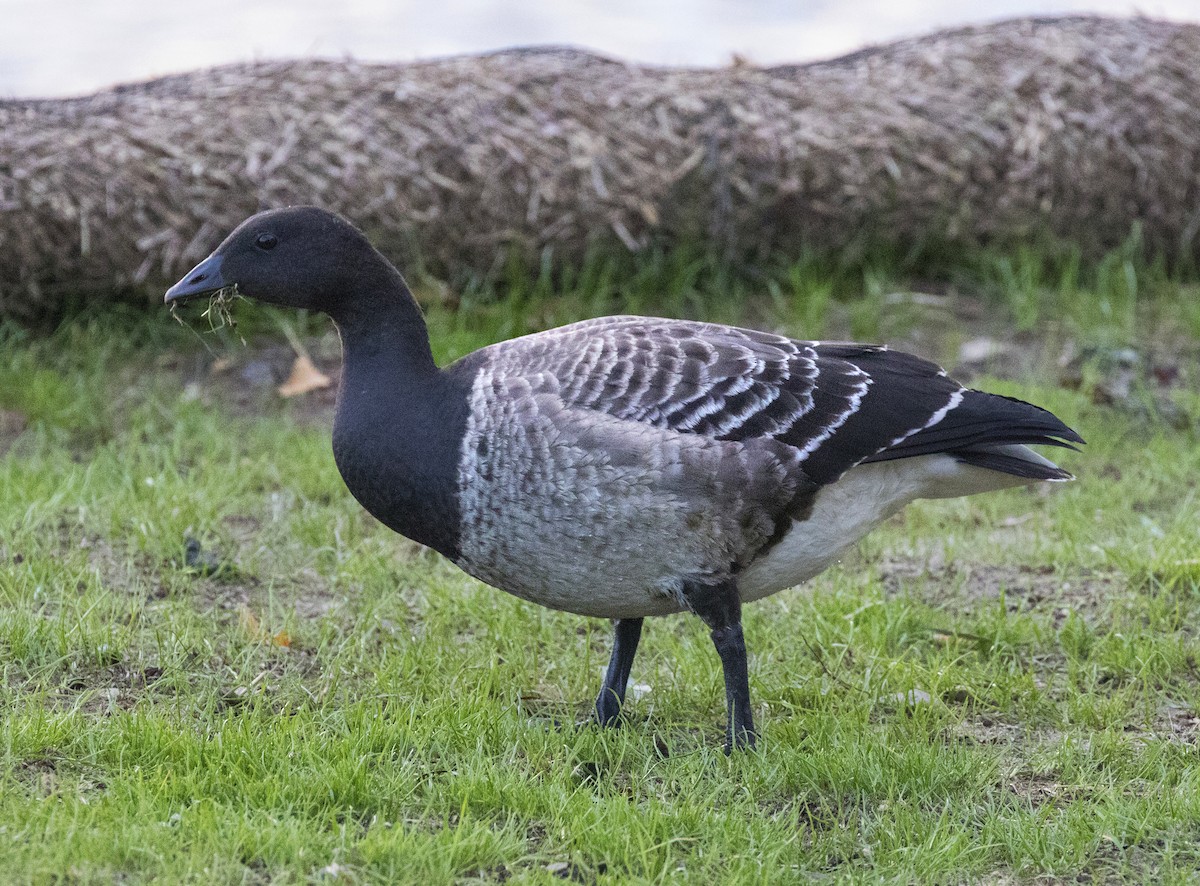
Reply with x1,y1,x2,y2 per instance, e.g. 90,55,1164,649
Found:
278,354,331,397
271,629,292,648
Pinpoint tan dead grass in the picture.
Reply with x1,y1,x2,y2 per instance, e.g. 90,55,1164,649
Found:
3,16,1200,321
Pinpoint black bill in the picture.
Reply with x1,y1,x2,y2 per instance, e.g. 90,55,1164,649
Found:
165,253,227,304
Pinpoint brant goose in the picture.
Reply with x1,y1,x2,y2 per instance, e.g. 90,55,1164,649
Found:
166,207,1082,751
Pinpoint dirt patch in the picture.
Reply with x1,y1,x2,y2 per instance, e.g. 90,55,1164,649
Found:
1006,769,1096,808
77,532,170,600
952,715,1031,747
1142,703,1200,747
29,621,327,718
50,663,168,716
12,756,60,797
0,408,28,455
53,503,366,633
878,557,1125,622
9,750,108,800
3,516,353,716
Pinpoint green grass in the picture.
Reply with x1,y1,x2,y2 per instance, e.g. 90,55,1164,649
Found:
423,235,1200,348
2,260,1200,883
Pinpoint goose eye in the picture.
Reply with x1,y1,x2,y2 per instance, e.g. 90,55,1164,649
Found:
255,233,278,251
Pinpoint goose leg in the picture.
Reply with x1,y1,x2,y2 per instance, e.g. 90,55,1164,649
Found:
594,617,644,726
683,579,756,752
712,621,754,752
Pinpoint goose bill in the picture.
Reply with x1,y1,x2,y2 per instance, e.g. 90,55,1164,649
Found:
165,253,227,304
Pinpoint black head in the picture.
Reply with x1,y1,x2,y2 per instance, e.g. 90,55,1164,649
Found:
165,206,396,313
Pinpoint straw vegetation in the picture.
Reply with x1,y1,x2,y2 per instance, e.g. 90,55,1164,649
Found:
2,14,1199,322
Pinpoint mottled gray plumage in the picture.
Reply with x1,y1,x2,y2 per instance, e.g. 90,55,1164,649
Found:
455,355,814,617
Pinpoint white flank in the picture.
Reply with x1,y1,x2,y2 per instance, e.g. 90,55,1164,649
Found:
738,452,1035,603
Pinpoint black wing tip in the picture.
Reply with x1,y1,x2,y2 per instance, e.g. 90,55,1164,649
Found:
982,391,1085,446
859,388,1085,470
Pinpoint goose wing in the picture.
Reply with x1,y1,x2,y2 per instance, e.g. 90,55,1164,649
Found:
467,316,1081,486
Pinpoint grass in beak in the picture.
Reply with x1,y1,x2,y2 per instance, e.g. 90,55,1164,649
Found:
171,286,246,347
200,286,243,332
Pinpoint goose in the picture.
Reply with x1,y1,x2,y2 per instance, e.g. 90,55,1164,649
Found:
166,207,1082,751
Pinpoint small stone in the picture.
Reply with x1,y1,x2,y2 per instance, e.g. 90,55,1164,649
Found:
240,360,276,387
888,688,932,708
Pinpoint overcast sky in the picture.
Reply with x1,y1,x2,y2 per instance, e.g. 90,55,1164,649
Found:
3,0,1198,98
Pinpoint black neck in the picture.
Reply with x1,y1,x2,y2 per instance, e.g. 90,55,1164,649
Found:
327,272,474,561
328,269,437,378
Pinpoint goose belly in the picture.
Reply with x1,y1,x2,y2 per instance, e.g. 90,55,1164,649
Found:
455,535,688,619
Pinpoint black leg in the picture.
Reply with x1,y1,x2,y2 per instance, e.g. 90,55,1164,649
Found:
712,621,754,751
682,579,756,752
594,617,644,727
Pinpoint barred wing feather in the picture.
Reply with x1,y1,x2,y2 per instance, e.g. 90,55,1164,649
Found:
475,316,1082,485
